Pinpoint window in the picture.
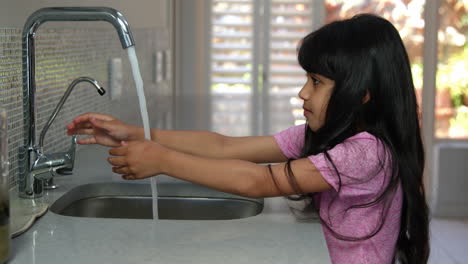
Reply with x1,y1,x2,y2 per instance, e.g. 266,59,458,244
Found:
211,0,254,136
208,0,467,140
267,0,315,134
324,0,427,132
435,0,467,139
209,0,315,136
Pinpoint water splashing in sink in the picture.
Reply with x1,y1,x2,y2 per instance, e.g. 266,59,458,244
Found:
127,46,159,220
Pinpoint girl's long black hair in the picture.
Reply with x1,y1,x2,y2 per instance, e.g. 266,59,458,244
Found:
286,14,429,263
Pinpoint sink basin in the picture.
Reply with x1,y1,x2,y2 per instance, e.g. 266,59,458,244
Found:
50,182,263,220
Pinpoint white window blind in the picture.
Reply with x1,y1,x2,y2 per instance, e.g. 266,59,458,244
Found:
267,0,313,134
209,0,315,136
211,0,254,136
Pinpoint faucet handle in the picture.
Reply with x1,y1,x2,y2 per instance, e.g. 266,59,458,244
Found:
56,135,77,175
68,135,77,156
43,136,76,189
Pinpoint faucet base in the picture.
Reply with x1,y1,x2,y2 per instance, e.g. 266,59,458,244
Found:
44,178,58,189
18,178,44,199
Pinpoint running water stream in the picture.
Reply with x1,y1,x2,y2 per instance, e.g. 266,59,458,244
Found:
127,46,159,220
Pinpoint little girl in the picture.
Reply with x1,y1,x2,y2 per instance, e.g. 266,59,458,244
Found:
67,14,429,264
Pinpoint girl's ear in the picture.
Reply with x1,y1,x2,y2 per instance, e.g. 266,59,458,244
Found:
362,91,371,104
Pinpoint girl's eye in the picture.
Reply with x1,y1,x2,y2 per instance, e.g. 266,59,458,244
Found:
311,76,320,85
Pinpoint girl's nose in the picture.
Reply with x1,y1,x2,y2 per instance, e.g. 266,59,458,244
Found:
298,85,309,100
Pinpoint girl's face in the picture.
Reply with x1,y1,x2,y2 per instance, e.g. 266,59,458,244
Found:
299,73,335,132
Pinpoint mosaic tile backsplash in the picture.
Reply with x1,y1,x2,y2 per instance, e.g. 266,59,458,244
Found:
0,26,172,189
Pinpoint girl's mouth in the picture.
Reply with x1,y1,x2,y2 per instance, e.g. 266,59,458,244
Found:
303,108,312,116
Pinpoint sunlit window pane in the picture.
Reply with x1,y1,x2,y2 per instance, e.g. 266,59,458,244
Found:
268,0,313,134
211,0,253,136
435,0,467,138
325,0,425,118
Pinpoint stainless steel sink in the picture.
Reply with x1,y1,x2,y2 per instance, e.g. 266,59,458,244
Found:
50,182,263,220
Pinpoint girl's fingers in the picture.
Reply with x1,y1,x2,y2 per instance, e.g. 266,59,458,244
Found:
89,118,114,132
108,157,127,166
112,166,131,175
73,121,94,129
66,122,93,134
74,113,114,123
109,146,127,156
69,113,114,130
76,137,97,145
66,122,75,130
121,174,136,180
67,128,96,136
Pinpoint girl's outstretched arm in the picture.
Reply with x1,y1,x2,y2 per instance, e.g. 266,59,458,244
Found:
108,140,331,198
68,113,287,163
154,129,288,163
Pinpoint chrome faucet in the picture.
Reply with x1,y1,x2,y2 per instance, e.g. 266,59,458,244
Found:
19,77,105,197
41,77,105,190
19,7,135,198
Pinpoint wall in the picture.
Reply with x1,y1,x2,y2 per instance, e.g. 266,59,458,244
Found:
0,0,170,29
432,143,468,217
0,0,173,189
173,0,210,131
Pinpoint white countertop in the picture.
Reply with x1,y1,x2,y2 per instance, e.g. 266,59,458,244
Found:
10,145,331,264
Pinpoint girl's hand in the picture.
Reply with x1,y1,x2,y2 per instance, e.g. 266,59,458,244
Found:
66,112,144,147
108,140,168,180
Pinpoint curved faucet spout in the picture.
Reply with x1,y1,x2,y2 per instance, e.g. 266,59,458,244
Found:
22,7,134,150
23,7,135,49
19,7,135,198
38,77,105,149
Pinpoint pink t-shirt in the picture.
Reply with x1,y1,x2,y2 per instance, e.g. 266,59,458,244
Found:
274,125,402,264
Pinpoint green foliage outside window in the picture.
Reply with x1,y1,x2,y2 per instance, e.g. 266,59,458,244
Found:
437,46,468,108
